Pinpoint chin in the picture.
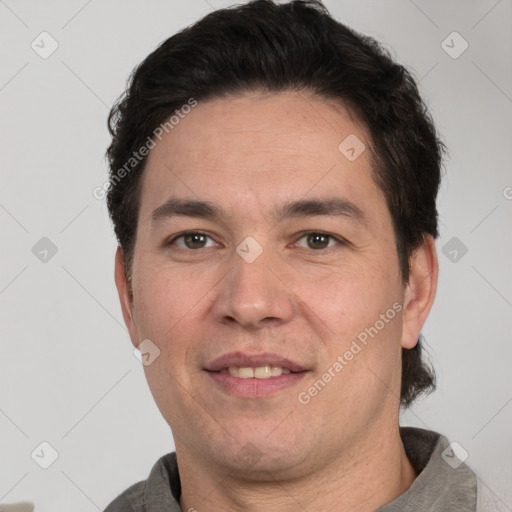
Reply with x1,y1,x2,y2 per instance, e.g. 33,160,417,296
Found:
205,429,311,475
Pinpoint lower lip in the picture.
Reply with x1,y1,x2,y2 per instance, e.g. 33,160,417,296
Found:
206,371,308,397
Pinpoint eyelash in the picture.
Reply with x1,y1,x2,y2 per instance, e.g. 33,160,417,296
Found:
166,230,346,252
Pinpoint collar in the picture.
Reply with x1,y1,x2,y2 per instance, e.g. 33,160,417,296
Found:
128,427,477,511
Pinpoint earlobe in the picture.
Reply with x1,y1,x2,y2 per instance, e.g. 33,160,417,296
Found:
114,246,139,348
401,235,438,349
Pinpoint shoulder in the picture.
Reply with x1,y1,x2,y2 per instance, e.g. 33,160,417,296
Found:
103,480,145,512
381,427,478,511
103,452,180,512
476,478,511,512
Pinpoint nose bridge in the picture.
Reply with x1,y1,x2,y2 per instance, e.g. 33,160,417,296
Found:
212,240,295,329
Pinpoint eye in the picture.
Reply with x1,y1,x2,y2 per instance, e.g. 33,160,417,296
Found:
168,231,217,250
295,231,341,250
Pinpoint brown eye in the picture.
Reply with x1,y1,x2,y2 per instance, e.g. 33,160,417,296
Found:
184,233,208,249
170,232,216,250
295,232,340,250
307,233,330,249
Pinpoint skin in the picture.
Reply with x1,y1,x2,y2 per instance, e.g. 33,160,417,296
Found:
115,90,438,512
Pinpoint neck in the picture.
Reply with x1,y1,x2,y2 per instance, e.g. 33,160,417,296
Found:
177,426,416,512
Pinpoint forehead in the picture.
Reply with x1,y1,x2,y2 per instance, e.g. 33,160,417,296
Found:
138,91,384,225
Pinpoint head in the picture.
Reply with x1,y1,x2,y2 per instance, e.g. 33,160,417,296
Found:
108,0,442,474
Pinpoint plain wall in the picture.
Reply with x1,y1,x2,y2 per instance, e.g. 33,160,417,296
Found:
1,0,511,510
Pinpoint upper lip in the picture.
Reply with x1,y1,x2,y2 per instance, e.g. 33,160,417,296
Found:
206,352,307,373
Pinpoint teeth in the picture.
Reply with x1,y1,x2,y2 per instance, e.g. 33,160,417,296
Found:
270,366,282,377
226,366,292,378
239,367,255,379
254,366,271,378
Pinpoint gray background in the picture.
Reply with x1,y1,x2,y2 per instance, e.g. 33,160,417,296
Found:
1,0,511,510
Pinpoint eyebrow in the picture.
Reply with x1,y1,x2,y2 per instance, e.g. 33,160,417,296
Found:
150,197,367,227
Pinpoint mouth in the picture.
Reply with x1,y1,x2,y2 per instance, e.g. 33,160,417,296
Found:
204,352,309,397
220,365,292,378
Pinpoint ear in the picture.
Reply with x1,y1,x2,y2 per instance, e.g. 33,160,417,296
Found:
114,246,139,349
401,235,438,349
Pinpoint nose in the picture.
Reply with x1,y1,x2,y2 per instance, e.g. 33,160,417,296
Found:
211,242,296,331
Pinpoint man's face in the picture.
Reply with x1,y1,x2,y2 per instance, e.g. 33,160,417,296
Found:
116,91,425,475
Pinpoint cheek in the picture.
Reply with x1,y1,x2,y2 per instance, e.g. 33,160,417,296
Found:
308,263,404,392
131,260,219,380
304,262,401,335
132,261,207,336
134,268,207,425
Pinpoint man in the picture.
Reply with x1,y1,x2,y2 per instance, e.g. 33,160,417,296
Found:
103,1,486,510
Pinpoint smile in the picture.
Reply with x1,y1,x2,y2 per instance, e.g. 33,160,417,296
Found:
221,366,292,378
